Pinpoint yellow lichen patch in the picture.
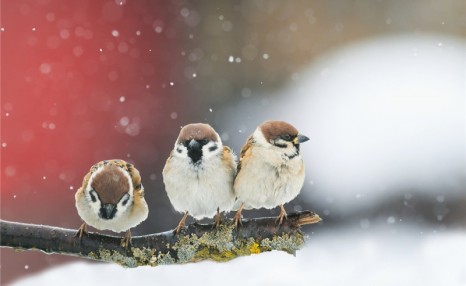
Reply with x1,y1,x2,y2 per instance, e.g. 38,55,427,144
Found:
223,251,234,258
230,238,258,256
249,242,261,254
193,246,210,260
193,246,237,263
209,250,237,262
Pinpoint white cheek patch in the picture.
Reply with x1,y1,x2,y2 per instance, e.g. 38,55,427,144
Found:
202,141,223,160
89,198,101,216
275,138,293,148
173,144,189,159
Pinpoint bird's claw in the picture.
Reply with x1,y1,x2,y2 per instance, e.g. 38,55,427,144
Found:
122,230,132,249
275,205,288,226
76,222,88,239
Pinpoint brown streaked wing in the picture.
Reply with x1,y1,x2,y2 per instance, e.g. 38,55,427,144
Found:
237,135,254,173
222,146,237,174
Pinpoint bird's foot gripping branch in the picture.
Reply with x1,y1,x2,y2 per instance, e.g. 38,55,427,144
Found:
0,211,321,267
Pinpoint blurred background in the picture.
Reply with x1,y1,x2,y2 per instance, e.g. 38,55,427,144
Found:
1,0,465,285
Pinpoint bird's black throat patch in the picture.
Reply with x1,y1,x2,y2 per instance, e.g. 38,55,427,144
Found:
188,148,203,164
187,139,209,164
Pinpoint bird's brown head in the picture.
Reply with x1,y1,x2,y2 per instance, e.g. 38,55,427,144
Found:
174,123,222,164
87,164,133,220
258,120,309,150
177,123,219,144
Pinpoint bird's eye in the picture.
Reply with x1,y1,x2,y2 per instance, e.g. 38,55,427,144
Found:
135,183,142,190
121,193,130,206
89,190,97,203
183,140,190,147
281,134,292,141
200,139,209,145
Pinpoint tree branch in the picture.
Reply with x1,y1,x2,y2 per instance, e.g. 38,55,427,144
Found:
0,211,321,267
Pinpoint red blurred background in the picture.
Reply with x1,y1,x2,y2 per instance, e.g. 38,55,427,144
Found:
1,0,198,283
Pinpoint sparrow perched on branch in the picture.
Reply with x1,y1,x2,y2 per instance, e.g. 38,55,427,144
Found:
75,159,148,248
233,120,309,227
163,123,237,233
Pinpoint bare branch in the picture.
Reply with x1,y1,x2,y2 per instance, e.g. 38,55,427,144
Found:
0,211,321,267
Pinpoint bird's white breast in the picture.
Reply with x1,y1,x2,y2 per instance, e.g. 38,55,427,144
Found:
234,146,305,210
163,154,236,220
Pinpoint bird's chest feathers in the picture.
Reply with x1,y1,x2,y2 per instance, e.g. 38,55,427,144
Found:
169,156,227,186
254,147,302,175
235,146,305,209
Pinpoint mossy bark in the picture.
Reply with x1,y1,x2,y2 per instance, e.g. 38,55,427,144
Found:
0,211,321,267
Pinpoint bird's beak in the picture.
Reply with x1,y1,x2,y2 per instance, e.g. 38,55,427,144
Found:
188,139,200,150
100,204,116,220
293,134,310,144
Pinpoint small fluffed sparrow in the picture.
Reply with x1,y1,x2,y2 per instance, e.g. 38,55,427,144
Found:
162,123,237,233
75,159,148,248
233,120,309,226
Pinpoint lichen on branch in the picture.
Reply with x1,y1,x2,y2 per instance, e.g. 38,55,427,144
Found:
0,211,321,267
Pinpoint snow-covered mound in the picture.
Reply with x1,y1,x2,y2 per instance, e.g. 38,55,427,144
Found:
12,226,466,286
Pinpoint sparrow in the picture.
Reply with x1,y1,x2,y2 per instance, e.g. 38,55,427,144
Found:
162,123,237,233
233,120,309,226
75,159,148,248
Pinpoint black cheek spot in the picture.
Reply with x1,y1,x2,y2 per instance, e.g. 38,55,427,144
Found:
208,145,218,152
176,147,183,153
90,192,97,203
122,199,129,206
287,153,298,160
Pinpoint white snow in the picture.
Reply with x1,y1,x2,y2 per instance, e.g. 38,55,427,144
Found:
11,226,466,286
